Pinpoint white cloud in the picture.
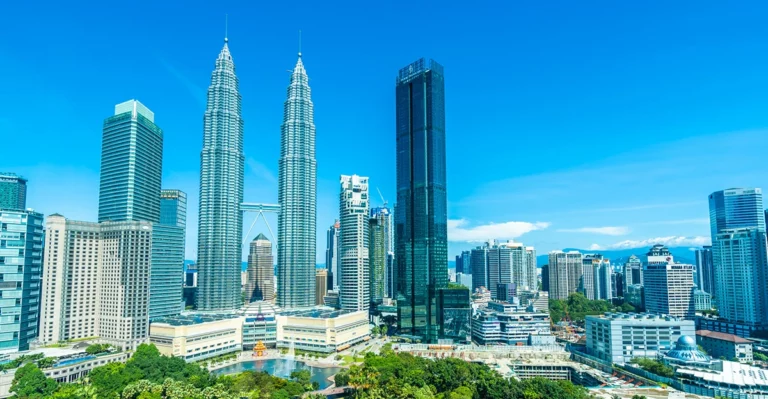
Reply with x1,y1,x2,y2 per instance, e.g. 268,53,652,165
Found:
448,219,549,242
589,243,603,250
557,226,630,236
602,236,711,250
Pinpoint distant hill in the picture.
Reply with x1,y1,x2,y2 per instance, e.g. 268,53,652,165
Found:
536,247,696,267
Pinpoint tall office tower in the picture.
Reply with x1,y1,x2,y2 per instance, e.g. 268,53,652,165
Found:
613,271,623,298
277,52,317,309
581,255,597,300
0,209,43,351
508,242,528,293
596,260,613,301
395,58,448,343
524,247,537,291
624,255,643,286
548,250,583,300
582,254,612,300
339,175,370,311
385,252,395,298
486,244,509,299
0,173,27,209
150,189,187,319
713,229,768,327
315,269,328,305
471,245,489,291
709,188,768,330
245,234,274,302
455,254,464,275
196,38,244,311
370,207,393,252
456,250,470,275
41,215,101,344
694,246,715,295
325,221,340,290
99,221,153,350
369,213,387,306
644,263,695,318
646,244,673,266
541,265,549,292
98,100,162,223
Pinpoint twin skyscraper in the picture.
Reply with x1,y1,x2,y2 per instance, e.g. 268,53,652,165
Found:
195,37,317,311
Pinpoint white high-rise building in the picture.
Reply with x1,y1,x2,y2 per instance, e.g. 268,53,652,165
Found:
645,262,695,318
41,215,101,344
99,221,153,350
524,246,537,291
339,175,370,311
548,250,583,300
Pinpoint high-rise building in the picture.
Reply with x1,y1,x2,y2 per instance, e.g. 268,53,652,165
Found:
624,255,643,286
150,189,187,319
596,260,613,301
369,211,387,306
708,188,768,330
487,244,511,300
315,269,328,305
694,246,715,295
370,207,393,253
245,234,274,302
395,58,449,343
325,221,340,290
196,38,244,311
548,250,583,300
456,250,471,275
582,254,612,300
277,52,317,309
339,175,370,311
0,209,43,351
644,262,695,319
0,173,27,210
713,228,768,327
709,188,766,238
581,255,597,300
471,246,489,291
385,252,395,299
98,100,162,223
99,221,153,350
41,215,101,344
646,244,674,266
523,247,537,291
541,265,549,292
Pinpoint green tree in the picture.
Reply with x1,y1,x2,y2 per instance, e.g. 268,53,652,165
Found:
371,326,380,336
447,386,473,399
10,363,58,399
290,369,312,389
35,357,56,369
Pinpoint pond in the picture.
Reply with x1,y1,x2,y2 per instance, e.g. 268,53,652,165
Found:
213,358,342,389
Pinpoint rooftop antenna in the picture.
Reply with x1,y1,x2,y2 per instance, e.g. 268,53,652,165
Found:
298,29,302,57
224,14,228,42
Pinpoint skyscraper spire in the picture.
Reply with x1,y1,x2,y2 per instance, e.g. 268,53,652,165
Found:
277,52,317,309
298,29,301,57
225,14,228,43
196,38,244,311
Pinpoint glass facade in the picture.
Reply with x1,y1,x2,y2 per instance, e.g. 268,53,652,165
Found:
0,173,27,210
395,58,448,343
437,288,471,344
709,188,766,238
98,100,163,223
196,40,244,311
369,208,390,306
277,54,317,309
160,189,187,228
149,189,187,319
694,246,715,295
0,209,43,351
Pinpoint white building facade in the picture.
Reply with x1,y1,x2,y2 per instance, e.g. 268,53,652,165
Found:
339,175,370,311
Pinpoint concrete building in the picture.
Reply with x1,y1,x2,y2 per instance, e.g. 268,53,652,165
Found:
694,246,715,295
40,215,101,344
276,308,370,352
646,244,674,266
315,269,328,305
98,221,153,350
98,100,162,224
0,209,43,351
586,313,695,365
369,210,388,305
325,220,339,290
694,289,713,312
623,255,643,286
150,189,186,319
524,246,537,291
323,290,340,309
0,173,26,210
149,313,243,362
240,301,279,349
644,263,695,318
245,234,273,303
696,330,753,362
582,254,612,300
339,175,370,311
277,53,317,309
437,288,472,343
471,245,489,291
548,250,583,300
472,302,552,345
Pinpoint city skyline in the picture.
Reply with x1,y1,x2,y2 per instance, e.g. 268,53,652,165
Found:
4,2,768,261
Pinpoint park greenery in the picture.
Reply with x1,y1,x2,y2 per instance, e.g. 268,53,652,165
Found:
630,357,675,378
0,353,57,373
334,348,591,399
85,343,113,355
549,292,635,324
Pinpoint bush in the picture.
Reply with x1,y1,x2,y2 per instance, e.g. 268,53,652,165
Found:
630,357,675,378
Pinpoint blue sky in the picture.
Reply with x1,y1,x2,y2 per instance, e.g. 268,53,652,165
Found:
2,1,768,262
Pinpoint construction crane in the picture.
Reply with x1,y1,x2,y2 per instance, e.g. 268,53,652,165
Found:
377,187,388,207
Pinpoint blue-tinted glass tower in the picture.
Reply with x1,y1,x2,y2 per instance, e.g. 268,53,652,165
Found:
0,173,27,210
196,38,244,311
709,188,768,329
395,58,448,343
150,189,187,319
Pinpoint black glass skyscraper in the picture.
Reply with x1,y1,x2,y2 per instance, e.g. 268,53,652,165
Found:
395,58,448,343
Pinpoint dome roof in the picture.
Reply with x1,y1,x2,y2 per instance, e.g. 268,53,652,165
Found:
666,335,711,363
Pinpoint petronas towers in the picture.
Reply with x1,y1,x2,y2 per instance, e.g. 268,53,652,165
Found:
277,54,317,308
196,38,245,311
196,38,317,310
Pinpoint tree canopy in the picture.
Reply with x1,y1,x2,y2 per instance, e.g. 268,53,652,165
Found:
549,293,635,323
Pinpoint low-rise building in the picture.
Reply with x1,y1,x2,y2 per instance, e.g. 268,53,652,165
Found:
625,284,644,308
437,288,472,343
239,301,279,350
149,314,243,362
472,302,551,345
586,313,695,365
696,329,753,362
693,289,712,312
276,308,369,353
